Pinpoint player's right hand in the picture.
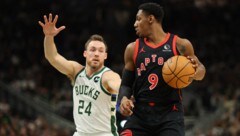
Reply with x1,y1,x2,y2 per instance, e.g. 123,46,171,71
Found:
120,96,134,117
38,13,65,37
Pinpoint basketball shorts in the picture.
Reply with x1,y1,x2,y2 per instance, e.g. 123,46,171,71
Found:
73,131,118,136
120,103,185,136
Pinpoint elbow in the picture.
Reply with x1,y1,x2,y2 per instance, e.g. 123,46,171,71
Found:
201,69,206,80
195,66,206,81
44,54,52,61
197,73,205,81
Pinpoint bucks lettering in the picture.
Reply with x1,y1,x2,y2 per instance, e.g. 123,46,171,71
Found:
74,85,100,100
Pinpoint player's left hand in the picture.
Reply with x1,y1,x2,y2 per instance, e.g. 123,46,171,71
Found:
187,56,198,69
187,56,198,81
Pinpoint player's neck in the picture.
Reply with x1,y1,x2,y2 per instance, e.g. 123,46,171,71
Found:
85,65,104,77
146,29,167,45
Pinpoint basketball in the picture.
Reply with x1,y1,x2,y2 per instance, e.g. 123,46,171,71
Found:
162,55,195,89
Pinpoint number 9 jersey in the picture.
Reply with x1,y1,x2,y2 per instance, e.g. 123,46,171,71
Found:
133,33,182,105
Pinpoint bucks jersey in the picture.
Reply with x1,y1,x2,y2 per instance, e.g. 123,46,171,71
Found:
133,33,182,105
73,66,118,136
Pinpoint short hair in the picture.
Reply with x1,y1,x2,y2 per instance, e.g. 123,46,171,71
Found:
84,34,108,51
138,3,164,23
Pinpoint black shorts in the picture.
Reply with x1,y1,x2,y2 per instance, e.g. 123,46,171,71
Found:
120,103,185,136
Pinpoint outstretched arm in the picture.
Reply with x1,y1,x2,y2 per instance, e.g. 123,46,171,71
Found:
38,13,83,80
102,71,121,94
176,37,206,81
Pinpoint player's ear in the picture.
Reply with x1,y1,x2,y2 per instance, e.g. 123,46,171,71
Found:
104,53,107,60
83,50,87,57
148,15,154,24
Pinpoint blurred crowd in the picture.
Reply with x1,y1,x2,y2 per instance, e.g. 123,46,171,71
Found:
0,110,71,136
0,0,239,135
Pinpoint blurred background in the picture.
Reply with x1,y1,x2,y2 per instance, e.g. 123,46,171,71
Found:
0,0,239,136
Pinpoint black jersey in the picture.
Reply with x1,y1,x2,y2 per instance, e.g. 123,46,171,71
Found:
133,33,182,105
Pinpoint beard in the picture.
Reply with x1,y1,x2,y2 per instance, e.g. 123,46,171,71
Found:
90,65,97,69
87,60,103,70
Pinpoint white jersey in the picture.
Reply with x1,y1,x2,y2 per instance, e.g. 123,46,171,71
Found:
73,66,118,136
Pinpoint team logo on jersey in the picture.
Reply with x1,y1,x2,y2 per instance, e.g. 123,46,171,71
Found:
94,76,100,83
163,44,171,52
139,47,146,53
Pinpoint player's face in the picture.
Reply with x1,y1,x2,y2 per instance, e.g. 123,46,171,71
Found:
84,41,107,69
134,10,150,37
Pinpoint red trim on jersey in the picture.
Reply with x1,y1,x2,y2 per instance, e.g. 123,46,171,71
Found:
143,33,170,49
120,129,132,136
133,39,139,64
173,35,178,55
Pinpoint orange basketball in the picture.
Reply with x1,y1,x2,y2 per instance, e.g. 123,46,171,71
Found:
162,55,195,89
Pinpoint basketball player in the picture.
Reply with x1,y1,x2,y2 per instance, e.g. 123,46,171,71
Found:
38,13,121,136
118,3,206,136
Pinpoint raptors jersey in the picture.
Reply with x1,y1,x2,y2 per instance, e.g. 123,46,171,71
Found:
133,33,182,105
73,67,118,136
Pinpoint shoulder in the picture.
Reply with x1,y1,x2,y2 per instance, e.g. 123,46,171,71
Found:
176,36,192,46
72,61,84,75
126,41,136,52
101,69,121,94
124,41,137,59
69,61,84,81
124,41,137,71
102,70,121,81
175,36,194,56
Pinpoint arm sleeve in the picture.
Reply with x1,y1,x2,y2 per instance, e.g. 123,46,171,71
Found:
117,69,135,103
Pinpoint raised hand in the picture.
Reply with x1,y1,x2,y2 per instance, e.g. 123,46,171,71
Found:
38,13,65,37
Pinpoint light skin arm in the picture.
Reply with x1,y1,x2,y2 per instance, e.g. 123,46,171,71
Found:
38,13,83,81
119,42,135,116
102,71,121,94
176,37,206,80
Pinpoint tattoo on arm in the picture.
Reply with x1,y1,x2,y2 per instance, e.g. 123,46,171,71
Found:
177,44,186,55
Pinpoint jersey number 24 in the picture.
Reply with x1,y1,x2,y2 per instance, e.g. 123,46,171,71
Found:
78,100,92,116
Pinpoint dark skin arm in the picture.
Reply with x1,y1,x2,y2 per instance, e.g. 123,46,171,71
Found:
176,37,206,81
119,42,135,116
120,37,206,117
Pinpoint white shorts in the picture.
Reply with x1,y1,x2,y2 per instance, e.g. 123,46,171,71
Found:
73,131,118,136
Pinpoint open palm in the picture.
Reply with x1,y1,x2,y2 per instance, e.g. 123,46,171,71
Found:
38,13,65,37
